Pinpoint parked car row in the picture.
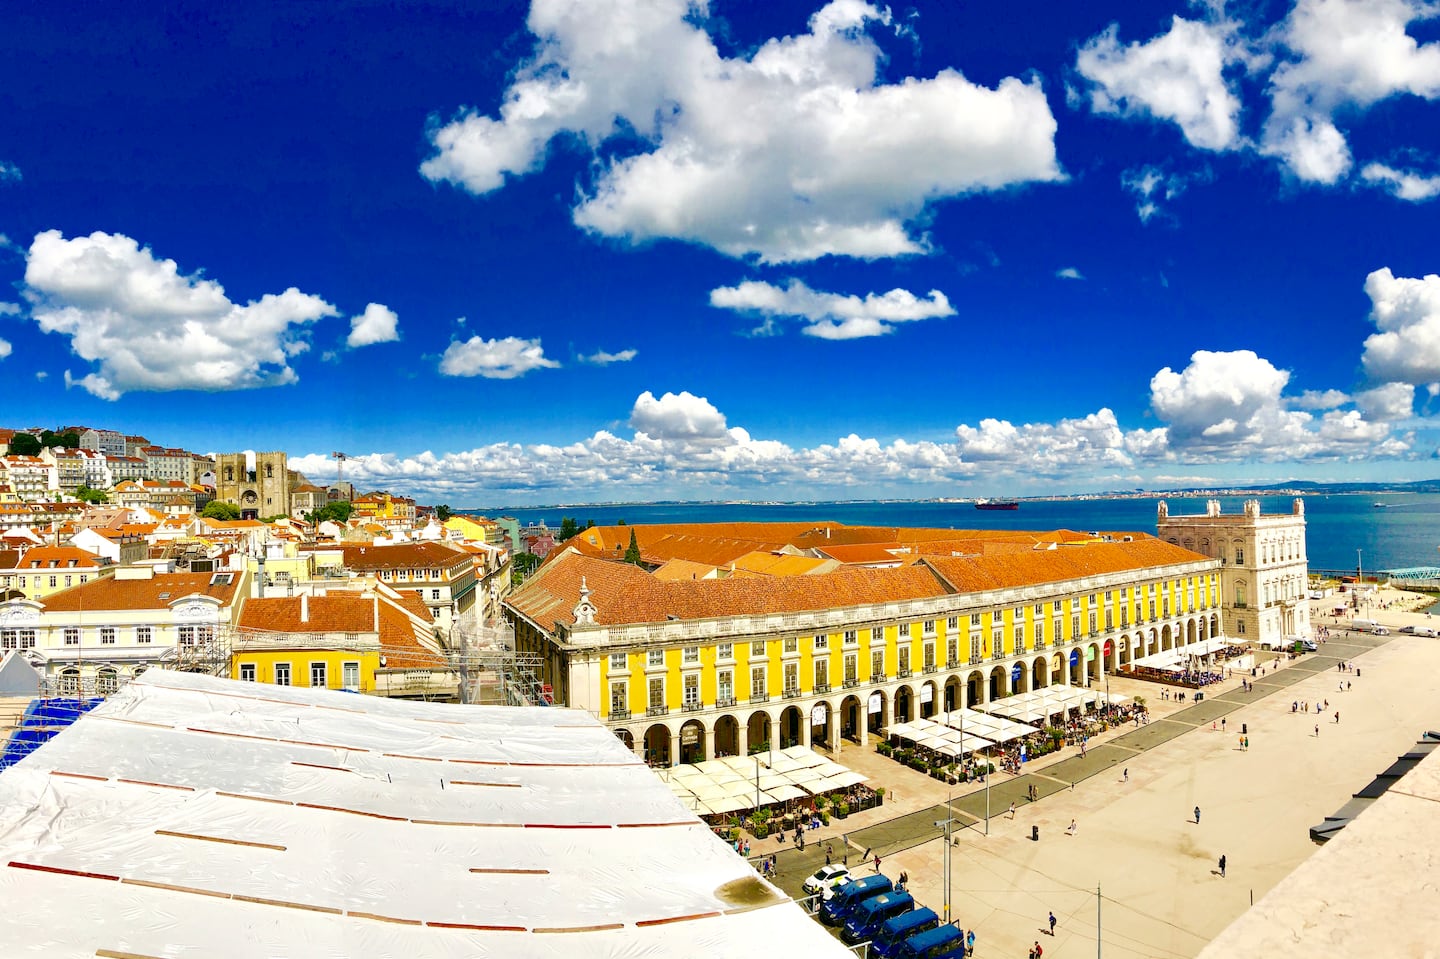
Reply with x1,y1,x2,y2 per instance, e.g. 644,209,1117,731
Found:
1399,624,1438,637
810,868,967,959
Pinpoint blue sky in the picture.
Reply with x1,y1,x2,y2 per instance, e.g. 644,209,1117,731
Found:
4,0,1440,504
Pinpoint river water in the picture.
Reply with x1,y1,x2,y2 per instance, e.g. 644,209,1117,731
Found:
479,493,1440,575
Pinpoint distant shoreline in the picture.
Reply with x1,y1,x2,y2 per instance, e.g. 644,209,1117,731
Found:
465,488,1423,514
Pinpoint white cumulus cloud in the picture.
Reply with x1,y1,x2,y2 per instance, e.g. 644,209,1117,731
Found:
1263,0,1440,183
1120,164,1210,223
1292,388,1350,410
439,335,560,379
955,408,1166,476
629,390,733,445
0,161,19,184
22,230,336,401
1055,267,1084,280
1360,267,1440,385
580,348,637,365
0,338,10,359
1360,161,1440,201
709,279,954,339
1354,382,1415,421
422,0,1061,263
1076,16,1249,152
346,303,400,348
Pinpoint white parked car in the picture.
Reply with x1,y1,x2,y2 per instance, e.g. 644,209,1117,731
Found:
802,864,852,899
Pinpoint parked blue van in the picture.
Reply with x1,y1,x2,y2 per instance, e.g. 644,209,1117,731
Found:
893,923,967,959
820,874,892,926
873,906,941,959
842,890,914,944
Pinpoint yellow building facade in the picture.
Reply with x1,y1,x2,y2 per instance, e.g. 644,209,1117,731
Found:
230,646,381,693
508,528,1228,767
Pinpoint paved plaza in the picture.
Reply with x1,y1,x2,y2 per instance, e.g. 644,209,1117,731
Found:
763,597,1440,957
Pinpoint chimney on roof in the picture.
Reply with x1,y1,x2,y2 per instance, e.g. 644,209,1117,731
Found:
300,592,309,623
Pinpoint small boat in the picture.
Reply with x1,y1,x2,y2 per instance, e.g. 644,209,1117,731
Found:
975,498,1019,511
1373,503,1387,508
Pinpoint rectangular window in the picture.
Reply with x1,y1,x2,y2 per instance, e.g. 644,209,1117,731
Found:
718,642,733,660
683,673,700,707
647,649,664,667
342,662,359,690
898,646,910,674
750,667,766,699
1104,590,1113,601
751,640,766,657
274,663,291,686
814,658,828,688
813,633,828,650
649,676,666,710
1148,600,1156,619
844,630,858,645
1033,604,1043,617
48,576,57,588
1013,625,1025,652
1072,614,1080,639
947,637,958,666
783,636,798,654
1088,612,1097,634
992,628,1003,655
683,645,699,664
871,627,884,643
871,649,884,679
609,652,627,671
1053,600,1063,612
844,653,858,682
0,630,14,650
970,613,982,627
1035,620,1044,644
717,670,733,703
784,661,799,695
923,619,936,635
1105,611,1114,630
611,681,627,713
970,636,982,661
923,642,935,669
239,663,256,682
100,627,115,645
947,616,958,631
431,589,441,600
1235,547,1244,564
1053,618,1062,643
310,662,327,688
64,627,79,646
64,575,71,587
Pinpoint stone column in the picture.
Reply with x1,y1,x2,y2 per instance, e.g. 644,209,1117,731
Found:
739,723,749,758
703,722,715,762
671,730,682,768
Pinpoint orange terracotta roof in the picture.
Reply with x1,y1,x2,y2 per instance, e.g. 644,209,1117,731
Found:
41,571,242,612
239,594,379,634
20,546,106,569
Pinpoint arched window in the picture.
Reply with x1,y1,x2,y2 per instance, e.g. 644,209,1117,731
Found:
224,466,234,481
97,667,118,696
265,463,273,479
59,667,80,696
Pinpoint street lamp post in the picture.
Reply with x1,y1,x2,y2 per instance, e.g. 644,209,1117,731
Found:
934,786,957,923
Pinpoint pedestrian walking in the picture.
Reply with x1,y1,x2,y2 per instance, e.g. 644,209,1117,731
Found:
1123,767,1129,782
1009,801,1017,820
1194,805,1201,824
967,929,976,955
1314,724,1320,737
1048,911,1057,935
1221,717,1227,732
1066,819,1077,835
874,854,882,874
1219,854,1227,878
825,848,832,865
1334,711,1340,723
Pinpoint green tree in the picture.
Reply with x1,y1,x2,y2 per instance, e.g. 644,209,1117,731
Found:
8,433,40,456
201,500,241,520
624,529,642,565
435,504,452,522
308,501,353,525
39,430,79,450
513,552,542,577
558,516,580,541
75,485,109,504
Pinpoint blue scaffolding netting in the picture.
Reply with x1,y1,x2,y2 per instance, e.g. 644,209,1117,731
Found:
0,698,103,771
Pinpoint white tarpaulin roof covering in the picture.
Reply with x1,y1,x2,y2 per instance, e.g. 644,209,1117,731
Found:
662,745,866,814
0,670,851,958
885,716,997,756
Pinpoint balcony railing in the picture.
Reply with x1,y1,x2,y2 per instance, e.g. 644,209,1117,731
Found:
814,682,830,694
716,696,736,709
842,678,860,689
969,654,983,665
749,693,769,704
897,668,912,680
991,651,1006,661
783,687,801,700
682,701,704,712
646,706,669,718
870,673,887,685
923,664,938,674
611,707,631,720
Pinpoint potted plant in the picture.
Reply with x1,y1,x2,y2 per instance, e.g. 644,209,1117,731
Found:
874,787,885,807
835,801,849,820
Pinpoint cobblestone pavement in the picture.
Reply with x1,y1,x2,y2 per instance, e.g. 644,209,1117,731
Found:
768,631,1392,904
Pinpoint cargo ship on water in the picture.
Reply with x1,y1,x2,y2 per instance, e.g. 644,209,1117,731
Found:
974,498,1019,510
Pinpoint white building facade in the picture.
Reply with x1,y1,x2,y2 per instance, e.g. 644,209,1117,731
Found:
1157,498,1310,647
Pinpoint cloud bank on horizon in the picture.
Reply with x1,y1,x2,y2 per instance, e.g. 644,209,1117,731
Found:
3,0,1440,502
